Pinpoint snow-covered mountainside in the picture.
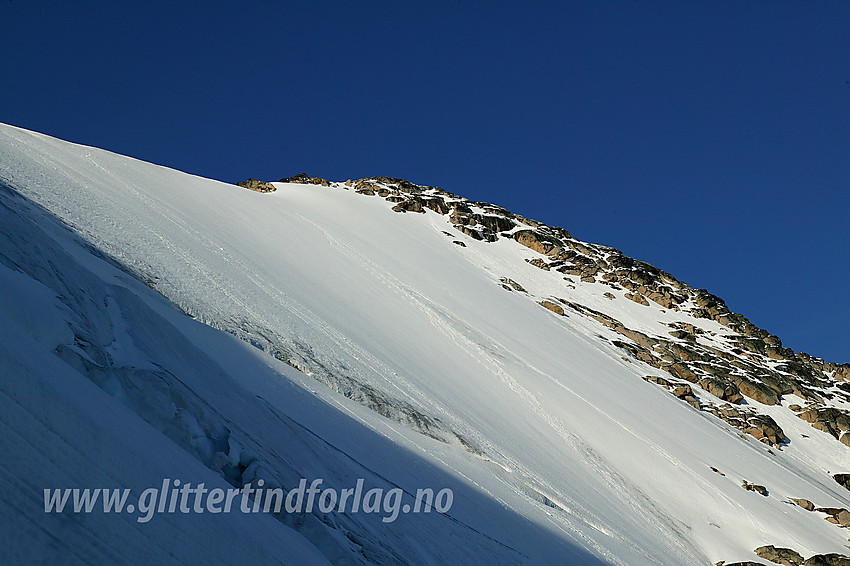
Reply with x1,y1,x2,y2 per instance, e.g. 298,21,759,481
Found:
2,122,849,565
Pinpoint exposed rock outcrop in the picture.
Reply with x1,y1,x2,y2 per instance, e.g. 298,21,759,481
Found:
723,551,850,566
236,178,276,192
392,199,425,213
263,173,847,450
812,506,850,527
625,292,650,306
798,408,850,440
833,474,850,492
755,545,804,566
802,554,850,566
513,229,563,256
500,278,526,293
279,173,330,186
790,498,816,511
539,300,565,316
742,481,769,496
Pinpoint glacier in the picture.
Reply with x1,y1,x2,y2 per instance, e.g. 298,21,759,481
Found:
2,122,849,565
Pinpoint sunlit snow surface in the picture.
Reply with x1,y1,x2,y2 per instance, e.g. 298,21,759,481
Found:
2,123,849,565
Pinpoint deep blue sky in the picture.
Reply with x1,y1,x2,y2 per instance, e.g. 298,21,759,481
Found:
1,1,848,362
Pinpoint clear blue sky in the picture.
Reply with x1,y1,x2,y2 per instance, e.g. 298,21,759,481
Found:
1,1,847,363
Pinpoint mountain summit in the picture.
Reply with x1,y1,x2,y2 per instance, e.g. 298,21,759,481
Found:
2,122,849,565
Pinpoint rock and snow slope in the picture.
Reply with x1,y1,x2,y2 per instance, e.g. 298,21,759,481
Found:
1,122,849,565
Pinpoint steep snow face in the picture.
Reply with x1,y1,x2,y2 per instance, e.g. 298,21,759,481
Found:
2,122,849,565
0,187,331,565
0,153,600,566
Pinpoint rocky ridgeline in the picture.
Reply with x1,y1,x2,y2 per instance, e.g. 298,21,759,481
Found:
264,173,850,450
233,174,850,560
719,545,850,565
236,178,276,192
279,173,331,186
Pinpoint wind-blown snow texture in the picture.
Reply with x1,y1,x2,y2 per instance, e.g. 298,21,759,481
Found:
1,122,849,565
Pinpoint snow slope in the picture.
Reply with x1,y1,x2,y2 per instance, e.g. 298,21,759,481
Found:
0,186,331,565
0,148,602,565
2,122,849,565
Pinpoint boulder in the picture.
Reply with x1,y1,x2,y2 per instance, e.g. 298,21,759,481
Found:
665,342,706,362
353,176,421,192
558,266,584,276
735,378,781,406
834,364,850,381
746,415,787,445
421,197,450,214
539,300,565,316
667,362,699,383
699,377,744,404
802,554,850,566
500,278,526,293
645,290,675,308
797,408,850,439
280,173,311,183
617,328,657,350
643,375,672,387
754,545,803,566
279,173,330,186
567,240,595,256
625,292,650,306
526,258,550,270
512,230,563,256
671,384,694,399
669,329,694,341
454,224,496,242
236,178,276,193
833,474,850,492
742,481,769,496
391,200,425,213
789,498,815,511
476,214,515,233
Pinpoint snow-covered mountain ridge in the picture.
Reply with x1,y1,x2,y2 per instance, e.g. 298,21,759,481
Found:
272,172,850,450
2,122,849,565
